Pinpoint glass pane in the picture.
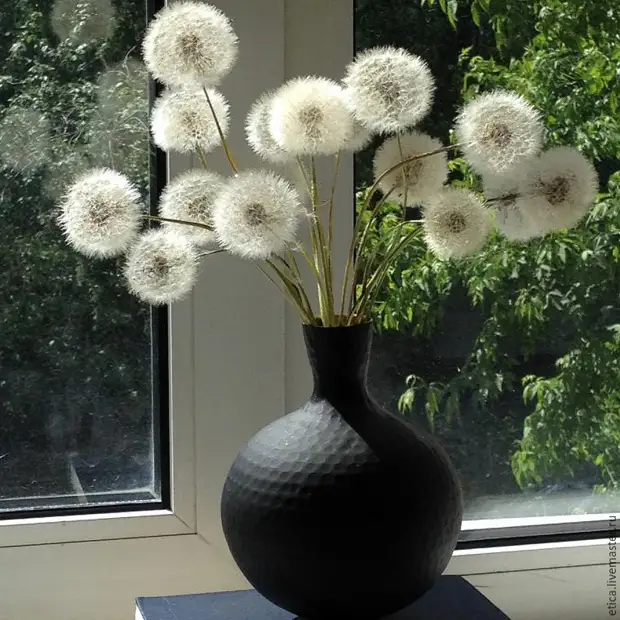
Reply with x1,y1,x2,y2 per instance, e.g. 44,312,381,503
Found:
0,0,164,514
356,1,620,526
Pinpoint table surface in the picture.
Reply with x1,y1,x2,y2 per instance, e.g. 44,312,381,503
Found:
136,575,511,620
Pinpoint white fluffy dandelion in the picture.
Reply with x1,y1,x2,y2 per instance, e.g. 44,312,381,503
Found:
270,77,354,156
51,0,116,45
58,168,143,258
484,174,540,241
245,93,291,164
151,88,229,155
343,120,373,153
373,131,448,206
423,188,491,259
124,229,199,305
0,107,51,171
142,1,238,88
158,170,223,245
343,47,435,133
212,170,304,259
519,146,598,232
455,90,543,176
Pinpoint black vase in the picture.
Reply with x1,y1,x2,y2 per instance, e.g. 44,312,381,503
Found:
221,322,463,620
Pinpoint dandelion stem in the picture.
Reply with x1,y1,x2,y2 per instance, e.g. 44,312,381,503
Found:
340,187,394,315
146,214,213,231
195,144,209,169
396,133,409,224
328,152,341,320
264,258,314,324
485,192,520,204
297,158,328,320
311,155,335,325
358,218,416,307
369,143,461,202
202,87,239,174
286,248,314,317
256,262,303,318
273,253,314,319
348,225,424,324
197,249,227,259
295,157,313,198
341,142,460,320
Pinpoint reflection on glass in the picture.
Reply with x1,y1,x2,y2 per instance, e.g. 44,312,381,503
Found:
356,0,620,521
0,0,158,513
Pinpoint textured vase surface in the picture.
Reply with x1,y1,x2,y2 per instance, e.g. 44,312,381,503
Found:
220,322,463,619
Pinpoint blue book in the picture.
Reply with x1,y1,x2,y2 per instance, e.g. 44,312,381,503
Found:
136,576,510,620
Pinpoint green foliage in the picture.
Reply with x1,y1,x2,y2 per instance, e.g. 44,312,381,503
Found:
360,0,620,498
0,1,152,478
517,324,620,489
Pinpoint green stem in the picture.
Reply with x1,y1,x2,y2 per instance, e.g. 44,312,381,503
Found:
295,157,313,197
341,143,461,321
195,144,209,169
342,142,460,314
328,152,341,322
311,155,335,324
344,187,395,314
358,219,413,306
146,214,213,231
396,133,409,224
348,225,424,324
328,153,341,252
368,143,460,208
197,249,226,259
273,253,314,319
264,259,314,324
255,262,304,319
202,87,239,174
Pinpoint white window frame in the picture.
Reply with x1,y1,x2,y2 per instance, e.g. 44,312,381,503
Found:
0,2,612,619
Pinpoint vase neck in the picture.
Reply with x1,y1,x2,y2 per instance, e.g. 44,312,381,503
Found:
303,323,372,401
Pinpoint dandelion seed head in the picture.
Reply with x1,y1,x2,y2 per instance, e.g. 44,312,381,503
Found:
520,146,598,232
270,77,354,156
373,131,448,206
245,93,291,164
455,90,543,176
484,173,540,242
343,47,435,133
124,229,199,305
58,168,143,258
142,1,238,88
343,120,373,152
159,169,223,245
151,87,229,154
212,170,304,259
423,187,491,259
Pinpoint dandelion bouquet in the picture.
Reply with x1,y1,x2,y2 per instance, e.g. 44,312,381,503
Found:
58,1,598,327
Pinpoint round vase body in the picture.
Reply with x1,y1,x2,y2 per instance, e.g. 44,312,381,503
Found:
221,323,463,619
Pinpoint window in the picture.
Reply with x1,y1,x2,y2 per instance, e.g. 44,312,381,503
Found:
0,1,612,619
356,0,620,544
0,0,167,514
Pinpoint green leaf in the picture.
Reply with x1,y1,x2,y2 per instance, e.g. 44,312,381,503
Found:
471,3,481,27
447,0,458,27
